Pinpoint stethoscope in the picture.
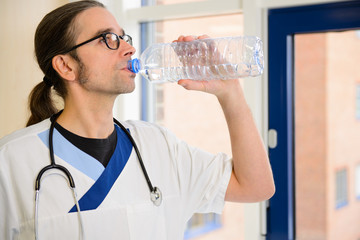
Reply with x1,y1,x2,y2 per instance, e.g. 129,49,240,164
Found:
34,110,162,239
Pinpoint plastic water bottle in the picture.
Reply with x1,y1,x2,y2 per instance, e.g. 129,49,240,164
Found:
128,36,264,83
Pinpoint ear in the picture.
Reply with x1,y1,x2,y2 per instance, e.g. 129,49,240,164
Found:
52,55,77,82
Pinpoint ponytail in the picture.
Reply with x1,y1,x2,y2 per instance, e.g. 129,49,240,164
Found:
26,81,57,127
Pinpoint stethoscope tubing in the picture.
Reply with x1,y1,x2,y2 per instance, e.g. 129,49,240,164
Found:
112,118,155,193
35,112,75,190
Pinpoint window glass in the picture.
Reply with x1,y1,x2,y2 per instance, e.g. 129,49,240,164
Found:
184,214,222,239
141,13,244,240
356,164,360,199
335,169,348,208
295,30,360,240
356,84,360,119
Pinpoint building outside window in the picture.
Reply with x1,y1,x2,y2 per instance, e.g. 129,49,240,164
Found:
294,30,360,240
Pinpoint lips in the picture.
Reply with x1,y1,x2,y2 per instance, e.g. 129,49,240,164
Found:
114,60,137,79
118,63,137,77
117,60,134,72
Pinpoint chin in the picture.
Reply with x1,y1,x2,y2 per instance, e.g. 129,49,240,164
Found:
117,82,136,94
112,75,136,94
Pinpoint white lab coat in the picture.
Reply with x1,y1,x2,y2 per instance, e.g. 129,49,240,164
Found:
0,119,232,240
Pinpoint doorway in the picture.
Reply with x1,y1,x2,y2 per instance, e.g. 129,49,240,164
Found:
267,2,360,239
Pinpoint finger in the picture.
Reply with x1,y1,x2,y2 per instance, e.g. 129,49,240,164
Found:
183,35,197,42
178,79,207,92
178,35,186,41
197,34,210,40
172,35,184,43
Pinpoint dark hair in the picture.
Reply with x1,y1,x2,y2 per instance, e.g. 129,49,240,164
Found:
26,0,105,126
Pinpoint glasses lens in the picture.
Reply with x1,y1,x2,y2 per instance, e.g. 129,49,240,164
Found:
122,35,133,46
105,33,119,50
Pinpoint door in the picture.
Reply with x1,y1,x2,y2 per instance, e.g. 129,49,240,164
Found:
267,2,360,240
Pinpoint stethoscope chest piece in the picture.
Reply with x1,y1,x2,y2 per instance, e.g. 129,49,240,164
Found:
150,187,162,206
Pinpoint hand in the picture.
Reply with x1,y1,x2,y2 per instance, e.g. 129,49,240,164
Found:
173,35,240,98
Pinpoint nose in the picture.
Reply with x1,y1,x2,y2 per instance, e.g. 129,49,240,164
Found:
120,40,136,57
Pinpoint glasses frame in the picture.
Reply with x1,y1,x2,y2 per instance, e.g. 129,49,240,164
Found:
63,32,132,53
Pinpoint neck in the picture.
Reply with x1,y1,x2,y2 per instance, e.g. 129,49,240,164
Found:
56,95,117,139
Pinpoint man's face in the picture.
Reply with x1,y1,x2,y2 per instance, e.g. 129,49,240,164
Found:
72,7,136,95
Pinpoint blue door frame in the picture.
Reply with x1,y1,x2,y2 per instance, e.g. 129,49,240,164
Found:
267,2,360,240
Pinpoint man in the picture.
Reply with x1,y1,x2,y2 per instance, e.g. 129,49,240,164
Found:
0,1,275,239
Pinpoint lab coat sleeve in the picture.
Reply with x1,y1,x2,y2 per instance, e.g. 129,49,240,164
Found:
162,127,233,220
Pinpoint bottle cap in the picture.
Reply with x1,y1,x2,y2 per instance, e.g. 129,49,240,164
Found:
128,58,141,73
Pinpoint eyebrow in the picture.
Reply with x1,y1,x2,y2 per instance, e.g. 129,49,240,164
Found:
93,28,125,37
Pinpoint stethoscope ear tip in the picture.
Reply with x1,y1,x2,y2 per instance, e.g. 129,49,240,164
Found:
150,187,162,207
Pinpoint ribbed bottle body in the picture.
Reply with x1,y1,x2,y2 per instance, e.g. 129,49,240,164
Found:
137,36,264,83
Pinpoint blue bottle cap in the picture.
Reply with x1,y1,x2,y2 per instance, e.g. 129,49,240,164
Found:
128,58,141,73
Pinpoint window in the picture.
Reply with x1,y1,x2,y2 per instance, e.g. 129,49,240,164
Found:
184,213,222,239
140,13,244,238
356,164,360,200
335,168,348,208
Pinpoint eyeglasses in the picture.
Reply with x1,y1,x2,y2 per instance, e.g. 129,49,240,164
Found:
64,32,133,53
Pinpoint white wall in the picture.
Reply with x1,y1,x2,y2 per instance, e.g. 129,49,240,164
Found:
0,0,67,137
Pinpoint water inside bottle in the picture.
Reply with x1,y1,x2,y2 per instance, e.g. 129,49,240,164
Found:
140,62,262,83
